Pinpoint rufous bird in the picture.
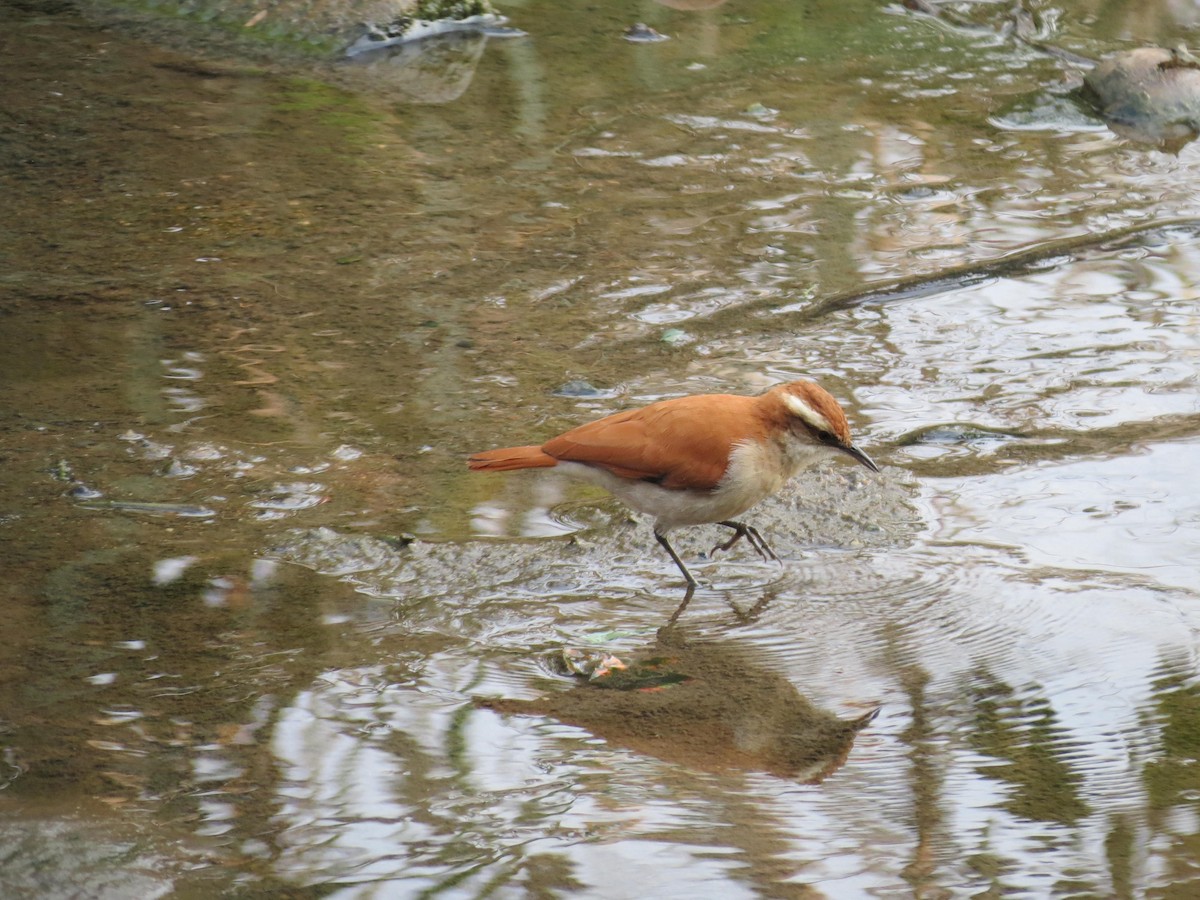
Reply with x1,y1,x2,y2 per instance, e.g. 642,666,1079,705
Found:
468,380,879,587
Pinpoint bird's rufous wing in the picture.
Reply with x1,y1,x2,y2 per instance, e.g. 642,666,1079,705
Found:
542,394,761,491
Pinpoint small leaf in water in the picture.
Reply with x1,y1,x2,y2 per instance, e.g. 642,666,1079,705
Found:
550,648,629,679
154,556,198,585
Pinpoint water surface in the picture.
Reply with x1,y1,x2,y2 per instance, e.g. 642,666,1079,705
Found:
3,0,1200,895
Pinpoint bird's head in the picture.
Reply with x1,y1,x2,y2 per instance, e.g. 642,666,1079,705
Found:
771,381,879,472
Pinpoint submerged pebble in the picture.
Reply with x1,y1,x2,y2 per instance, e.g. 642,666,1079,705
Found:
163,459,199,479
624,23,670,43
249,482,327,516
743,102,778,119
184,444,225,461
552,379,610,398
67,483,104,500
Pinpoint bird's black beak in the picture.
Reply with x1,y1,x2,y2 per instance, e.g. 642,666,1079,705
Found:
842,442,880,473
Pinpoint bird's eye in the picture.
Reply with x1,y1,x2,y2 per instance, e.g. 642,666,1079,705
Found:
818,431,840,446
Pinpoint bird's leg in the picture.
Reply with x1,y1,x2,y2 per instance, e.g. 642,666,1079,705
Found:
711,520,780,564
654,527,697,587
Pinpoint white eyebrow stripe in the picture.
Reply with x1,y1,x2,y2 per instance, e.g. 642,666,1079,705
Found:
782,392,833,432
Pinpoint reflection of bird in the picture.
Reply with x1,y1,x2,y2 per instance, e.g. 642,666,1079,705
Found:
468,380,878,586
477,630,879,782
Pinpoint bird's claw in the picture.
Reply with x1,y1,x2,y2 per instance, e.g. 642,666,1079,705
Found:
711,522,780,564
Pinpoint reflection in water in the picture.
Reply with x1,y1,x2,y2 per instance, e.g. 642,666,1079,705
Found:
477,628,879,781
967,670,1088,826
343,31,492,104
1143,660,1200,891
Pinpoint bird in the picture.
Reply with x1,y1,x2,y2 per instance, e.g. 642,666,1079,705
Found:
467,380,879,587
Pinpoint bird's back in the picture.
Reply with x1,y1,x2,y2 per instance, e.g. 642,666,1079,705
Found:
542,393,768,490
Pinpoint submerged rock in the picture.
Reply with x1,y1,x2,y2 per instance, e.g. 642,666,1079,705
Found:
83,0,523,61
898,2,1200,150
344,0,525,58
336,0,525,103
1081,47,1200,152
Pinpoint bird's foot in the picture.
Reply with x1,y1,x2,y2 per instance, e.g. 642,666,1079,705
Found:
711,520,780,564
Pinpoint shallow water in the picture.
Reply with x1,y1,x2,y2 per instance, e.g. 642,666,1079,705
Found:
3,0,1200,896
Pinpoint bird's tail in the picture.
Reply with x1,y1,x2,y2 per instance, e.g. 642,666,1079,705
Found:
467,445,558,471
